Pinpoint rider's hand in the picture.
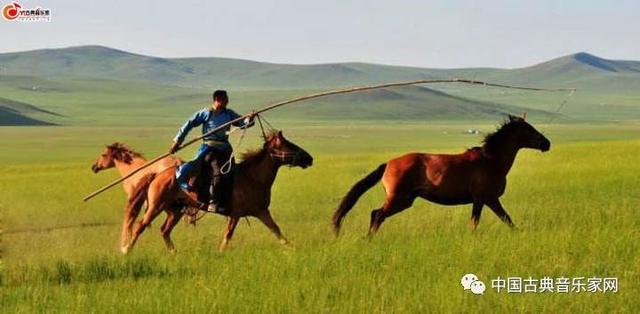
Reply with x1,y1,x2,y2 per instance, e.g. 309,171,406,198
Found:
169,141,181,154
244,111,257,125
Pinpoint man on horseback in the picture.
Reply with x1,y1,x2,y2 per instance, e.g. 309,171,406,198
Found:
169,90,254,214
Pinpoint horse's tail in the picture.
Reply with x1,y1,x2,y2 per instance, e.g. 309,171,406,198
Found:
332,163,386,236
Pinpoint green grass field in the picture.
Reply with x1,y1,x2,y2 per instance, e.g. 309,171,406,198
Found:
1,45,639,313
1,122,638,312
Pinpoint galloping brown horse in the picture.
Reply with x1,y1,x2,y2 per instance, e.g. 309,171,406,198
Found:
91,143,181,251
332,115,550,237
123,130,313,253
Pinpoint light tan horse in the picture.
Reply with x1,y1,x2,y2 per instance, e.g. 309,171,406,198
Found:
123,131,313,254
91,143,181,252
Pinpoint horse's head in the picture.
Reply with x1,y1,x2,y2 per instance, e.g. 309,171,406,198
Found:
91,142,135,173
505,114,551,152
265,130,313,168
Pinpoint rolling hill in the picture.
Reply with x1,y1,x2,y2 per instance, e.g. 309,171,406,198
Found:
2,46,639,90
0,46,638,125
0,73,559,126
0,46,449,89
0,97,58,126
478,52,640,92
283,85,558,121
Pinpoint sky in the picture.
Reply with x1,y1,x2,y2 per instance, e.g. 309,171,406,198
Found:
1,0,639,68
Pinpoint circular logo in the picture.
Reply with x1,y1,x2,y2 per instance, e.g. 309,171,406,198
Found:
3,3,21,21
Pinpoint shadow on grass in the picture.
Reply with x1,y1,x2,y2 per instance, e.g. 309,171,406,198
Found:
3,256,183,287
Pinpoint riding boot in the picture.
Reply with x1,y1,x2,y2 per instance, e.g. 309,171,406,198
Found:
204,148,232,214
207,174,229,214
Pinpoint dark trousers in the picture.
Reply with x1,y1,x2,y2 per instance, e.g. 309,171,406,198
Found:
203,148,233,206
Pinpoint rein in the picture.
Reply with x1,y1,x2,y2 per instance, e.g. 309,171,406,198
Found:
220,122,250,175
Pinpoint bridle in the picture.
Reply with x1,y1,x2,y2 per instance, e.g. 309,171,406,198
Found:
268,147,304,167
257,114,306,166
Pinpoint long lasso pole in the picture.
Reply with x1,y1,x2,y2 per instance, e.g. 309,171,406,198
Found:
83,78,575,202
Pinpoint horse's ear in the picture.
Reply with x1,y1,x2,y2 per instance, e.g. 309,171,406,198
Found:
522,112,527,120
107,142,121,150
270,131,283,145
508,114,516,122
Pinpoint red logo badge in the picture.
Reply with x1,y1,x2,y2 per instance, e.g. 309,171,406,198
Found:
2,2,21,20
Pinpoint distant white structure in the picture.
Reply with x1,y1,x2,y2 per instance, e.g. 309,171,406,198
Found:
467,128,480,135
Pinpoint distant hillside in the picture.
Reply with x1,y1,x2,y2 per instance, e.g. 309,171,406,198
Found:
0,97,59,126
0,72,560,125
478,52,640,92
0,46,448,89
281,85,559,121
1,46,638,124
524,52,640,75
4,46,639,91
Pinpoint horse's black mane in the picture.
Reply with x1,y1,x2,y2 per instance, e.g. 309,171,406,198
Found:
109,142,144,159
481,117,523,154
238,147,267,170
237,131,279,169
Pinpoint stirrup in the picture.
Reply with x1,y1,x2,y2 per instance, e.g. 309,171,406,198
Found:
207,201,228,214
206,201,218,213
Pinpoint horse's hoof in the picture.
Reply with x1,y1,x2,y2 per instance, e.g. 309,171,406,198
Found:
121,246,130,255
280,239,293,249
218,241,229,253
365,232,376,241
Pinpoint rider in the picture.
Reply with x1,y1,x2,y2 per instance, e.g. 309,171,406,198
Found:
169,90,254,214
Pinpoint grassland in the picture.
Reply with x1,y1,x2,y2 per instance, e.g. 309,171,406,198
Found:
1,45,639,312
1,122,639,312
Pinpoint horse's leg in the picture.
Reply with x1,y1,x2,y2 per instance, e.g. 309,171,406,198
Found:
368,194,414,237
120,199,142,251
368,208,384,237
120,201,135,251
128,194,147,241
219,216,239,252
161,209,183,254
125,199,166,254
485,199,516,229
469,201,484,230
121,178,152,251
256,210,289,246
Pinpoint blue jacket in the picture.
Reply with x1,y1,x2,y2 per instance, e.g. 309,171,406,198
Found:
173,107,248,151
